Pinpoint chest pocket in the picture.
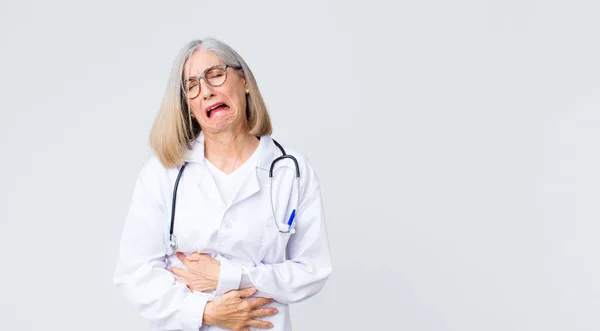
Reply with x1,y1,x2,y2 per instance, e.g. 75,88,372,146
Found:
260,216,293,263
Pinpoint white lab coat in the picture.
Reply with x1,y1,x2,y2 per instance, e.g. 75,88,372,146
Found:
113,133,332,331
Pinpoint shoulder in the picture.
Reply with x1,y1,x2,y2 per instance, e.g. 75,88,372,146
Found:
139,155,169,179
135,155,181,192
266,136,321,194
283,146,318,181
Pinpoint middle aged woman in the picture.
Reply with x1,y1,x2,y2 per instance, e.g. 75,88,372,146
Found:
113,37,332,331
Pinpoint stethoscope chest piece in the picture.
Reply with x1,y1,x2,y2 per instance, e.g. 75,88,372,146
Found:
166,235,177,256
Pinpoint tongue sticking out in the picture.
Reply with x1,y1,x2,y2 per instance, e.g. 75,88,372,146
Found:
207,105,229,118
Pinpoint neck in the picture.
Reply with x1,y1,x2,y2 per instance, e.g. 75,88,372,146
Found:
203,130,259,174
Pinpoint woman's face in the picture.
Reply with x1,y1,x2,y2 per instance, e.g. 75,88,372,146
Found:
183,49,248,134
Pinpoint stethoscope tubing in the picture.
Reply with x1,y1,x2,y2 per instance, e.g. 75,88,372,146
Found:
167,138,298,255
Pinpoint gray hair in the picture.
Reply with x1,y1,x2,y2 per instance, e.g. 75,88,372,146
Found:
149,37,272,168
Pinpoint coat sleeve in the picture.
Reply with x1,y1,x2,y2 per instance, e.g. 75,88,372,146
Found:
113,158,210,330
216,161,332,304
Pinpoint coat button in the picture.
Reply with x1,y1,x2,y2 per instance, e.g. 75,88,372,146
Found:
225,223,232,230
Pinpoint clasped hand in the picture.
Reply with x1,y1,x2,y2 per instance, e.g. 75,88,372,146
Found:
170,252,221,293
170,252,278,330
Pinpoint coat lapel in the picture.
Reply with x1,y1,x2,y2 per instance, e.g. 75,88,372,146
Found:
182,133,283,208
183,132,226,207
231,135,279,206
196,164,226,207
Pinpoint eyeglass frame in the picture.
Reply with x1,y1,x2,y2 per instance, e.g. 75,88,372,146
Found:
182,64,242,99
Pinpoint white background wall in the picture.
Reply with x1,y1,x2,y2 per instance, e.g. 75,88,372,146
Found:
1,1,599,330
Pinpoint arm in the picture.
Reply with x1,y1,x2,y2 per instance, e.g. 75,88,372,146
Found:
113,159,209,331
218,174,333,304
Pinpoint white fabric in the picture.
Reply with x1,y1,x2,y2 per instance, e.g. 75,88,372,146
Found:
204,139,260,208
113,132,332,331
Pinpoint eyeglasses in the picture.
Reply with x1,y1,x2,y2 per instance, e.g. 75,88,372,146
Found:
183,64,239,99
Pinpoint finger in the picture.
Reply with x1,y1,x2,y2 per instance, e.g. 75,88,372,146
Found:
198,253,216,261
175,252,188,264
176,252,194,267
169,267,191,278
246,319,274,329
232,287,257,299
186,252,200,262
249,308,279,319
247,297,275,309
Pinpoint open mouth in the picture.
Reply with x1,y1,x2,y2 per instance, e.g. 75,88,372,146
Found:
206,103,230,118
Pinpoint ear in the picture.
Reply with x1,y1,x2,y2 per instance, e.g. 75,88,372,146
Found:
243,79,249,94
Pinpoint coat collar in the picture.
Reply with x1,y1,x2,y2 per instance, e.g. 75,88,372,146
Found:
183,132,284,207
182,133,206,164
183,131,281,171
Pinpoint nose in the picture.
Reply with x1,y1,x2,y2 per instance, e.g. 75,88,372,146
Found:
200,78,215,100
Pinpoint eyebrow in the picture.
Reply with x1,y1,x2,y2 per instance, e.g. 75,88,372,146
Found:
185,64,223,79
183,71,198,81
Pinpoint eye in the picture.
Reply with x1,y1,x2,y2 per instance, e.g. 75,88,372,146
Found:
208,72,224,79
186,81,198,90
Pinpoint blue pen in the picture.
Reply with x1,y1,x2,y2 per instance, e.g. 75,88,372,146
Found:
287,209,296,228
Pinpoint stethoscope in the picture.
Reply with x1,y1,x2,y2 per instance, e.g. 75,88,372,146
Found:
166,138,299,256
